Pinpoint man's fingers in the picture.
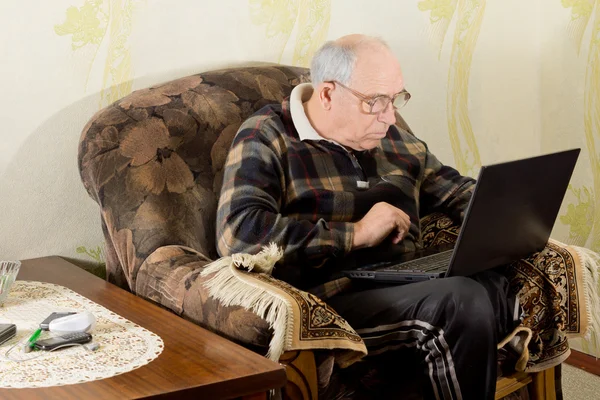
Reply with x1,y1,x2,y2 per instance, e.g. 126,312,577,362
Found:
355,203,410,248
391,229,405,244
400,215,410,230
393,209,410,232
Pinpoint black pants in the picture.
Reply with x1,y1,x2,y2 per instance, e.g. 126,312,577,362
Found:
327,270,516,400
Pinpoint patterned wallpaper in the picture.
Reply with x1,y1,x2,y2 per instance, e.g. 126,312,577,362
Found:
557,0,600,355
559,1,600,251
54,0,140,108
249,0,331,66
419,0,485,177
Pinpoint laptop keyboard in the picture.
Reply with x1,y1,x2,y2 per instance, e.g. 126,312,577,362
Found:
382,250,453,273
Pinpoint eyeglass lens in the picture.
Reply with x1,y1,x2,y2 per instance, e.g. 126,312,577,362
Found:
370,93,409,113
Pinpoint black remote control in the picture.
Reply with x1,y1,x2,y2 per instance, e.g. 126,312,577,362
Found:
34,332,92,351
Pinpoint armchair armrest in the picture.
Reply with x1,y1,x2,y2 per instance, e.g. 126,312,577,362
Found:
135,245,272,351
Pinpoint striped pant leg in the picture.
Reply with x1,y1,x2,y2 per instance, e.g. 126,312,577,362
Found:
327,275,509,400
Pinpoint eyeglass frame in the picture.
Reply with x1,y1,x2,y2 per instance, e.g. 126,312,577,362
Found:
327,80,411,115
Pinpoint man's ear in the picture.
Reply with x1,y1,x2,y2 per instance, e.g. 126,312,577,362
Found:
317,82,335,111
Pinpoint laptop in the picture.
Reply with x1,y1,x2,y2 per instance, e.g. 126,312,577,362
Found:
343,148,580,283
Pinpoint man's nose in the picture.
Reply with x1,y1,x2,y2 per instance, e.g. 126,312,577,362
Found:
377,102,397,125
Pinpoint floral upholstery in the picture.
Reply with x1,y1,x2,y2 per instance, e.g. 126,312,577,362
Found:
79,65,311,349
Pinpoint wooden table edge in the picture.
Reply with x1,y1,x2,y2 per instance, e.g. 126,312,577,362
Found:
0,256,286,399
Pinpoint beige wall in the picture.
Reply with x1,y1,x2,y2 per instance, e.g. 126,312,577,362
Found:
0,0,595,351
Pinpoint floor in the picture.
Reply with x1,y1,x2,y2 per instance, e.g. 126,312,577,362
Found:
562,364,600,399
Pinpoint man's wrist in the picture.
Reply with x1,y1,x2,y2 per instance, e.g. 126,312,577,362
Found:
351,223,365,250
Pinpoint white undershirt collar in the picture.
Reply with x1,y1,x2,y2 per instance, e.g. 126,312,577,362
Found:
289,83,334,142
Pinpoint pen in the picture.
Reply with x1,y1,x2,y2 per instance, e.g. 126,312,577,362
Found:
27,328,42,348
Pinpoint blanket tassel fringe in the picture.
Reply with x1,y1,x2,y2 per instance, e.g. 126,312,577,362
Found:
572,245,600,356
200,244,291,361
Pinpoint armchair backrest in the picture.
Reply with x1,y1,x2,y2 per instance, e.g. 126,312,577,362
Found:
78,65,310,289
78,64,417,291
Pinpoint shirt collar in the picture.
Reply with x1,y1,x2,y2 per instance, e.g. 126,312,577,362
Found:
289,83,330,142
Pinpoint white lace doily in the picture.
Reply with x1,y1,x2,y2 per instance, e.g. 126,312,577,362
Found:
0,281,164,388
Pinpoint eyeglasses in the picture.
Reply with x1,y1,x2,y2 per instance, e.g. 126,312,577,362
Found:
329,80,411,114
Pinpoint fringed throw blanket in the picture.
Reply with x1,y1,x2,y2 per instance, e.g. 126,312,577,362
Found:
201,244,367,367
503,241,600,371
421,213,600,372
203,214,600,372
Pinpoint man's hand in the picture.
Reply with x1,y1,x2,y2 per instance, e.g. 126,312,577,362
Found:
352,202,411,250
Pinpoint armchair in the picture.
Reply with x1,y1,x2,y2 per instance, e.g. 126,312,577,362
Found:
79,64,568,399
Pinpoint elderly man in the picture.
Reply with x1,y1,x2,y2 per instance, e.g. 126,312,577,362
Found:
217,34,517,400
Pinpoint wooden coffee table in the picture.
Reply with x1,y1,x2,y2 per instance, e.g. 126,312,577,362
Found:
0,256,286,399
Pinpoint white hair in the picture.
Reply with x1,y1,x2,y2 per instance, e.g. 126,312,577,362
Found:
310,36,390,86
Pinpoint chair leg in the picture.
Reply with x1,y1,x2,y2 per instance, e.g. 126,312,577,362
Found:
279,350,318,400
528,366,557,400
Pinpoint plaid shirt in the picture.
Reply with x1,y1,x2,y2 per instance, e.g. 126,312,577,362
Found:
217,86,475,295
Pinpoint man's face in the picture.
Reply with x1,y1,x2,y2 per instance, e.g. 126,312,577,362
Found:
330,49,405,151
